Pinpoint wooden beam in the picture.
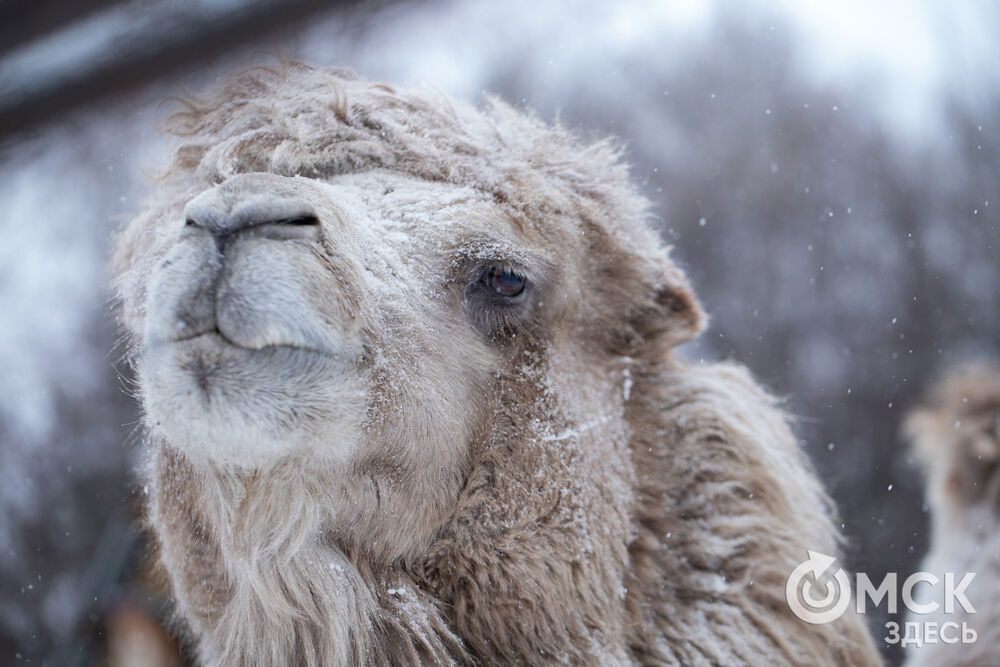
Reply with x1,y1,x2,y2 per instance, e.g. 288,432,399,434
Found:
0,0,129,56
0,0,391,148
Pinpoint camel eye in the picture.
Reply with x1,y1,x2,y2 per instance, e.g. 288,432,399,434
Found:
464,261,534,340
482,267,526,297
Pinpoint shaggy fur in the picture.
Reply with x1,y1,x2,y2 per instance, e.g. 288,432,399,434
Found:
112,62,881,665
904,364,1000,666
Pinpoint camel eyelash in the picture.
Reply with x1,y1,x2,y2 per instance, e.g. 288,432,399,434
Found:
465,261,531,299
463,261,535,340
478,265,528,298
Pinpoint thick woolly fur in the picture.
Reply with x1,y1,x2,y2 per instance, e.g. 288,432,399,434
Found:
112,62,881,665
903,364,1000,667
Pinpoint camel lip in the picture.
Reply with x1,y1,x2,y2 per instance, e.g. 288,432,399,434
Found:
159,328,341,361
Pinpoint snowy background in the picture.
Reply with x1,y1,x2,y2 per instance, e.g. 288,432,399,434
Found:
1,0,998,663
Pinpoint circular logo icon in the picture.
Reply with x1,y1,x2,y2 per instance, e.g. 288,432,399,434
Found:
785,550,851,624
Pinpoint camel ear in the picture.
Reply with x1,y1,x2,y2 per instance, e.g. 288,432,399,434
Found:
647,255,706,347
616,250,706,354
650,276,705,347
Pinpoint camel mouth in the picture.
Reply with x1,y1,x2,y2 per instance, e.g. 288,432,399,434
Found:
140,318,369,468
167,327,341,361
143,327,363,426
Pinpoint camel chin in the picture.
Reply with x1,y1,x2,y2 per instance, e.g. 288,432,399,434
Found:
140,336,365,467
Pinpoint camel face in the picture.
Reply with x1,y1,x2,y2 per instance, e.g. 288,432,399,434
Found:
140,169,556,469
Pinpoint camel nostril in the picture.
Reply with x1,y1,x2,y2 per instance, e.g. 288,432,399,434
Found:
278,216,320,226
248,216,322,242
182,185,321,241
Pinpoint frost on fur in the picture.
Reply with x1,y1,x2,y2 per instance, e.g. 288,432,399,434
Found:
113,62,880,665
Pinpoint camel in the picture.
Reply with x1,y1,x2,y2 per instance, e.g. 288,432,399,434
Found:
112,62,881,665
903,364,1000,666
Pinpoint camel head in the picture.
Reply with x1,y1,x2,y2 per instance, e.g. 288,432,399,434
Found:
108,64,889,667
905,363,1000,510
113,63,704,563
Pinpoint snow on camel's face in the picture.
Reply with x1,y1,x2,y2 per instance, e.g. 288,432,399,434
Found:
116,65,705,563
141,169,547,469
